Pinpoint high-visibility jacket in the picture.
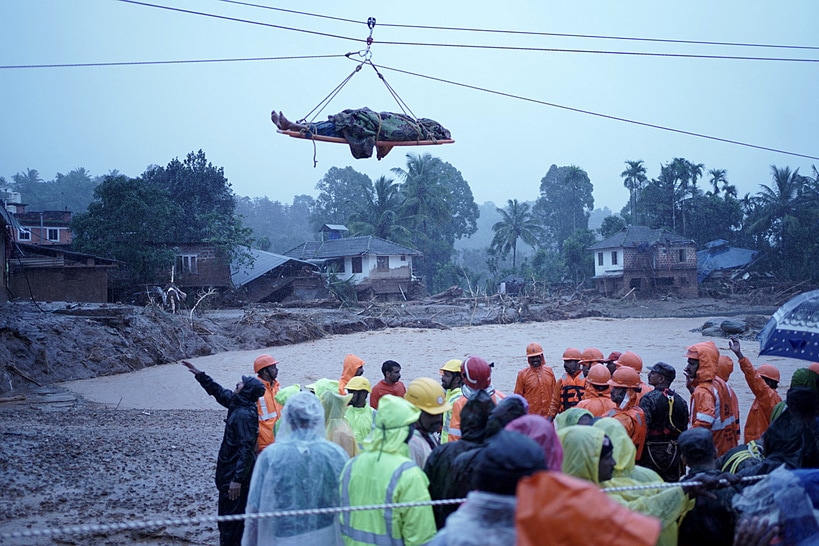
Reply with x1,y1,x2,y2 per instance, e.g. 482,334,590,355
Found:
514,365,557,418
551,371,587,416
688,342,738,457
738,356,782,443
605,400,647,460
345,405,377,449
257,378,282,452
446,389,505,442
576,387,617,417
440,388,462,443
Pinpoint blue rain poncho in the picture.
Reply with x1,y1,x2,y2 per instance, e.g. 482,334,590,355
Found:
241,392,348,546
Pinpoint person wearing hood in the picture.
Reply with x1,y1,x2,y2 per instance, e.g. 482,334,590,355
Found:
320,386,359,458
514,342,558,418
242,392,348,546
770,366,819,422
728,338,782,444
558,425,692,546
339,354,365,395
638,362,689,482
716,354,742,445
593,417,662,485
576,364,617,417
183,361,266,546
253,354,283,452
344,376,376,449
339,395,436,546
505,414,564,471
424,391,496,529
447,355,505,442
604,367,647,459
370,360,407,409
427,430,546,546
405,378,452,469
685,341,738,457
554,406,594,430
439,359,463,443
549,347,587,416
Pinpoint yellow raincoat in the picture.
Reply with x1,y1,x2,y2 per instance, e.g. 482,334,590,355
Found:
321,389,359,458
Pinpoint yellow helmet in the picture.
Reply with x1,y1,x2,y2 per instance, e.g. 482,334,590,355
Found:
346,376,372,393
405,378,452,415
439,359,463,374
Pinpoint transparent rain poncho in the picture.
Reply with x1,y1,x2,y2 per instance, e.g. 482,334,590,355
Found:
242,392,349,546
321,389,359,458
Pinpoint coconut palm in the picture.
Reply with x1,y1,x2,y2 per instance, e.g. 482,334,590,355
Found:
348,176,411,244
621,160,647,223
490,199,544,269
750,165,803,248
391,153,450,233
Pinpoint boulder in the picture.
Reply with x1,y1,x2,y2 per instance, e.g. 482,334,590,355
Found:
720,319,746,335
702,326,724,338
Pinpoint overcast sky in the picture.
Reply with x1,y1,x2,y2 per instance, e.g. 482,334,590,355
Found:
2,1,817,214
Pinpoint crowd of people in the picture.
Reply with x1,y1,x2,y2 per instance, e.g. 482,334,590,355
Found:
183,336,819,546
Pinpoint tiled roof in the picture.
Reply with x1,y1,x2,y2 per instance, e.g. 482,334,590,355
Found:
588,226,693,250
284,236,421,260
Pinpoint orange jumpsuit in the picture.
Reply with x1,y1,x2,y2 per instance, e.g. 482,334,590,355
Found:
688,342,738,457
605,398,647,459
551,371,587,416
257,378,283,452
514,365,557,418
576,387,617,417
447,389,505,442
338,354,364,394
738,356,782,443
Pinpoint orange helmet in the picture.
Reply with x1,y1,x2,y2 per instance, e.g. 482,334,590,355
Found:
616,351,643,373
587,364,612,386
526,343,544,358
580,347,605,363
254,354,279,373
562,348,582,361
608,367,641,389
758,364,780,383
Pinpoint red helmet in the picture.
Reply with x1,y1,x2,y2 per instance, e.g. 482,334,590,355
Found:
562,347,582,361
461,355,492,390
587,364,612,386
758,364,780,383
254,354,279,373
616,351,643,373
580,347,605,363
526,343,544,358
810,362,819,375
608,367,641,389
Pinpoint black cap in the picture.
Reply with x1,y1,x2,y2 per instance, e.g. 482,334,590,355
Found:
678,428,715,460
649,362,676,382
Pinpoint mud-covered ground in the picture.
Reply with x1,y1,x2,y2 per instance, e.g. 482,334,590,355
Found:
0,292,785,544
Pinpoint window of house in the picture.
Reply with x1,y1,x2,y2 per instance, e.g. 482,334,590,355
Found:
328,258,345,273
18,228,31,241
400,255,407,262
47,228,60,241
377,256,389,271
678,249,686,262
597,252,604,266
611,251,618,265
352,257,363,274
176,254,198,275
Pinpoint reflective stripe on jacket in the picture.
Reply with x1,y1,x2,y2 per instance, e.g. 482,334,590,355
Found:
257,379,282,452
446,390,505,442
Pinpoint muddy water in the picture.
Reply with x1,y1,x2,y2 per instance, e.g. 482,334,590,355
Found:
63,317,807,429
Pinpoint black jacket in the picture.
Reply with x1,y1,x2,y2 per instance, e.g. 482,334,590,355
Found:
195,372,263,490
639,386,689,441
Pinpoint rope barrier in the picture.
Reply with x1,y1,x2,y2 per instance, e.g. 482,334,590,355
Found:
1,474,769,540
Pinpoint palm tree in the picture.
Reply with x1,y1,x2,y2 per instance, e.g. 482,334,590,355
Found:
621,160,647,224
708,169,727,196
490,199,544,269
750,165,803,248
391,153,450,234
348,176,411,243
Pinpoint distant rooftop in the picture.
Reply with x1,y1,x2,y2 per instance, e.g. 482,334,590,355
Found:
588,226,693,250
285,236,421,261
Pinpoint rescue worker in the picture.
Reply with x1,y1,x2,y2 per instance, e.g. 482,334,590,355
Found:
550,347,586,416
514,342,557,418
339,395,436,546
615,351,650,405
605,366,647,459
182,361,265,546
320,388,358,458
439,359,463,442
603,351,623,376
580,347,607,377
242,392,348,546
729,338,782,443
338,354,365,395
575,363,617,417
716,354,734,382
253,354,283,452
447,355,505,442
685,341,739,457
428,430,546,546
716,354,742,443
404,377,452,468
677,428,740,546
593,417,662,484
558,425,692,546
344,376,376,449
424,391,495,529
370,360,406,409
638,362,689,482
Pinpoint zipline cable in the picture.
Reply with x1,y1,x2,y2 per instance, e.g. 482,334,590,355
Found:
0,54,347,70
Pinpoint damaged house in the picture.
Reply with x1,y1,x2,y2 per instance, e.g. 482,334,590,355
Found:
231,249,325,303
696,239,760,283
